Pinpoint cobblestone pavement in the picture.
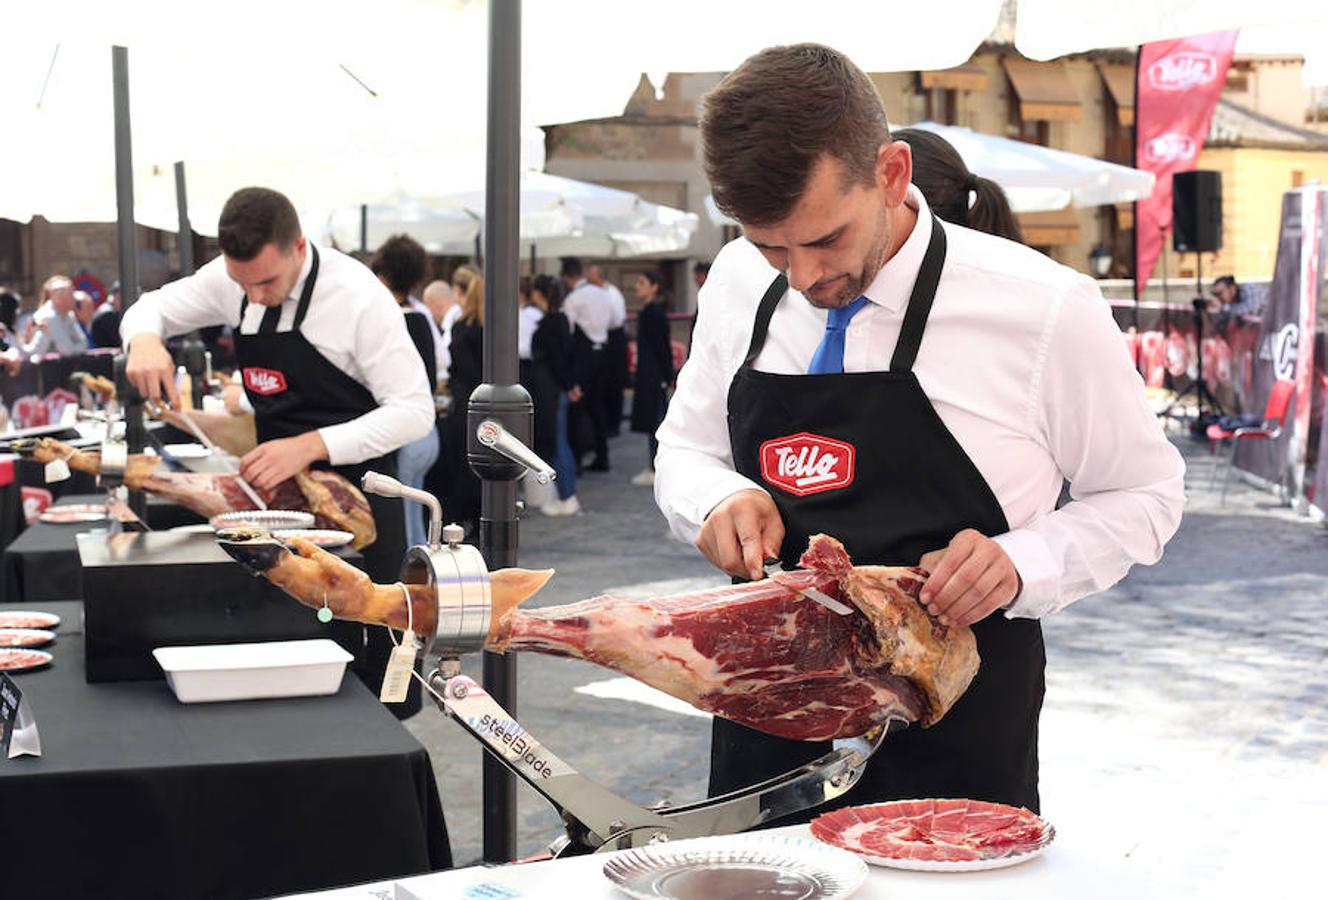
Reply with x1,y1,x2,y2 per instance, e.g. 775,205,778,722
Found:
405,424,1328,894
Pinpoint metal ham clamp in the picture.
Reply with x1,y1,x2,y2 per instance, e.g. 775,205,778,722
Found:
356,421,897,858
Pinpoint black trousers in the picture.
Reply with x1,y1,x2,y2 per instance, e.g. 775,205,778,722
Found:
573,348,609,466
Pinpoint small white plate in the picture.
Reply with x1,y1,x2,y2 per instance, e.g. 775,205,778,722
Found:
163,443,212,459
209,510,315,531
170,523,218,534
272,528,354,548
0,610,61,630
0,628,56,649
40,503,107,524
602,833,867,900
0,648,54,672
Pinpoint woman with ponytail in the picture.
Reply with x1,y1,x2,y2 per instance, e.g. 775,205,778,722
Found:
894,128,1024,244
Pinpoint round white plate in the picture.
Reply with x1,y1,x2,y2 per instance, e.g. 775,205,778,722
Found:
0,648,54,672
0,610,61,630
209,510,315,531
602,833,867,900
0,628,56,649
170,523,218,534
40,503,107,524
163,443,212,459
273,528,355,548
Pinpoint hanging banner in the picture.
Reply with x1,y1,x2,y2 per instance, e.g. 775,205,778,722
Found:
1237,187,1327,501
1135,31,1239,288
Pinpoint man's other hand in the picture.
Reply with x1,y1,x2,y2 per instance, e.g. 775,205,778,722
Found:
696,489,784,581
918,529,1021,628
125,333,181,408
239,431,328,492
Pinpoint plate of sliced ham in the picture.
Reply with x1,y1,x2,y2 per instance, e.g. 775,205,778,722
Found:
0,611,61,630
0,629,55,649
40,503,107,524
272,529,355,548
810,798,1055,872
0,648,54,672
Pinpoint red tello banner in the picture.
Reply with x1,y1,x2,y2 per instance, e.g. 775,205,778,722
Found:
1135,31,1239,288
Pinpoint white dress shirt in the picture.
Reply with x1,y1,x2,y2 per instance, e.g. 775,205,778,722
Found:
518,304,544,361
27,301,89,356
121,243,434,466
654,187,1186,619
604,282,627,329
564,278,614,346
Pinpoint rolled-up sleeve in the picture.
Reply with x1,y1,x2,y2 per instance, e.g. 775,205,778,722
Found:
653,276,765,545
996,277,1186,618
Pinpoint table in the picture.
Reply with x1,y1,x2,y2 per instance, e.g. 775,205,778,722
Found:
0,494,206,603
288,823,1177,900
0,601,452,900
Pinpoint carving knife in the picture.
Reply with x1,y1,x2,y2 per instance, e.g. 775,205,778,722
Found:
173,407,268,511
764,560,854,615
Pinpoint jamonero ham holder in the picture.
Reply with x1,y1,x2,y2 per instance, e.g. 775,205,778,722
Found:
216,420,977,858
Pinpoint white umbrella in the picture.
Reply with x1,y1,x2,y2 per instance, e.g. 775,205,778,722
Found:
902,121,1156,212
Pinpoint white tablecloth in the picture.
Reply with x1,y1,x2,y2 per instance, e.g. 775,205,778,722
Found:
290,824,1180,899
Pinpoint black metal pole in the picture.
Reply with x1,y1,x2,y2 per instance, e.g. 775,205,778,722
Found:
113,45,147,521
359,204,368,254
469,0,528,865
173,161,194,276
112,47,139,310
1130,45,1141,335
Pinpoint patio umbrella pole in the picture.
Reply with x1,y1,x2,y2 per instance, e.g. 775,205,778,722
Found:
471,0,529,864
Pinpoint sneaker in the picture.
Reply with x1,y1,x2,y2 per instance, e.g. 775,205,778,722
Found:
541,496,582,517
561,495,582,515
630,469,655,487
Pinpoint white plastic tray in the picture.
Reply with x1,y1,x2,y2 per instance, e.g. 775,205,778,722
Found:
152,639,353,703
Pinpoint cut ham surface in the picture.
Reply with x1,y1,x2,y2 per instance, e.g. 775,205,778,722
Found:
15,437,376,549
492,534,978,741
811,799,1051,863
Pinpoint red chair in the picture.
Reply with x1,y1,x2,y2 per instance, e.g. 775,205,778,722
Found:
1205,378,1296,505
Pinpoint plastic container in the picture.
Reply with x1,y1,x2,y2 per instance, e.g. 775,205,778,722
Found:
152,639,353,703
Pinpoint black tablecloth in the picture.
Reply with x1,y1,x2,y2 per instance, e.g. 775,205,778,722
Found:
0,601,452,899
0,495,207,604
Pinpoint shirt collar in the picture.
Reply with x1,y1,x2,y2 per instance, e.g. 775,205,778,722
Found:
861,184,933,314
288,242,316,303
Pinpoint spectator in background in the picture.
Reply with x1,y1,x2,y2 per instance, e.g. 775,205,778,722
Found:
561,256,613,472
25,275,89,356
74,291,97,346
587,264,628,437
517,275,542,388
0,289,21,375
1210,275,1266,332
372,234,441,549
91,281,123,349
894,128,1023,243
421,279,458,388
444,264,485,533
629,270,674,487
529,274,581,516
693,261,710,289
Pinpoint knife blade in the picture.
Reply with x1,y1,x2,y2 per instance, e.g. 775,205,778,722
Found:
764,560,854,616
174,408,268,511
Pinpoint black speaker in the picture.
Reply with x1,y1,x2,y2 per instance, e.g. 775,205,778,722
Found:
1173,170,1222,253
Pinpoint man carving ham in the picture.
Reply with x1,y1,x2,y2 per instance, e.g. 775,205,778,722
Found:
653,45,1185,820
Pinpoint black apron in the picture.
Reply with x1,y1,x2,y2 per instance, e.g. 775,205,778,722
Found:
712,218,1045,817
233,245,420,717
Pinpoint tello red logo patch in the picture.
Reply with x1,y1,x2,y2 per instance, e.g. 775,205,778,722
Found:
759,432,855,497
1145,132,1196,164
243,367,288,396
1148,52,1219,90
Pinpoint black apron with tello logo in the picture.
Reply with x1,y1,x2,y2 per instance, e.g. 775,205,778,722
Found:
714,218,1045,816
233,245,418,716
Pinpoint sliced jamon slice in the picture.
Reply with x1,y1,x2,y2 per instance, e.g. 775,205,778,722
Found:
811,799,1052,865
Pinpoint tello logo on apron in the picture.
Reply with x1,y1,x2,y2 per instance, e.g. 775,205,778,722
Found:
243,367,288,396
759,432,856,497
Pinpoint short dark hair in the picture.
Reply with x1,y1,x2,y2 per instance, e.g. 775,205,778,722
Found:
218,187,301,261
370,234,427,297
894,129,1023,244
533,273,564,312
701,44,890,226
559,257,583,279
693,261,710,275
1213,275,1237,290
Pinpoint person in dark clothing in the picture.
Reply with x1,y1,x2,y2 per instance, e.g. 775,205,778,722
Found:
444,265,484,533
372,235,441,548
90,282,123,350
629,270,674,487
529,274,581,515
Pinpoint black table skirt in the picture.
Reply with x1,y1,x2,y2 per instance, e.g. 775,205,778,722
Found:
1,494,207,604
0,602,452,899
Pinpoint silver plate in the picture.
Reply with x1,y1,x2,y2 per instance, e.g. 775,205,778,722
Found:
602,833,868,900
209,510,315,531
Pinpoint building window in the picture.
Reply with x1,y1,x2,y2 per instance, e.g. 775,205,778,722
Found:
925,88,959,125
1008,98,1049,145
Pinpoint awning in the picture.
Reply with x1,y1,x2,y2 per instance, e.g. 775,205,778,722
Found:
1096,61,1135,127
920,63,988,92
1016,207,1082,246
1001,58,1083,122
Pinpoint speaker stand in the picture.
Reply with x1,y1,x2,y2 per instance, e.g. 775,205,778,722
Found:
1162,253,1225,424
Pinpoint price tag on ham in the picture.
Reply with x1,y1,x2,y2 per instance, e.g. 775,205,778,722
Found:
379,635,416,703
44,457,70,483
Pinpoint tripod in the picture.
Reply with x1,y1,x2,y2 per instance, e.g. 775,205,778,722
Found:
1163,254,1226,423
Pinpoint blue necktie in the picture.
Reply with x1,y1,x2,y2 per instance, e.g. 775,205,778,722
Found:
807,296,869,374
